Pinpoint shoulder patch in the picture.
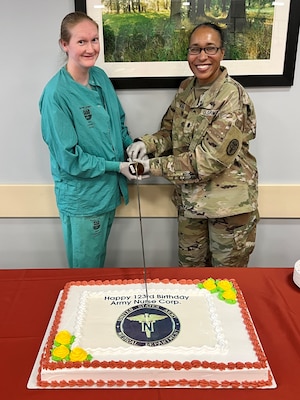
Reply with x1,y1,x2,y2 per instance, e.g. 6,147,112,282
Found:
226,139,239,156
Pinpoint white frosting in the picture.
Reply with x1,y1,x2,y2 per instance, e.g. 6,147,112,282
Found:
39,280,274,388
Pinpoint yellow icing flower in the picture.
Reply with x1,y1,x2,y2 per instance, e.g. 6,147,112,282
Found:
216,279,233,292
51,330,92,362
220,289,237,302
54,330,73,345
197,278,236,304
52,344,70,360
70,347,88,362
202,278,217,292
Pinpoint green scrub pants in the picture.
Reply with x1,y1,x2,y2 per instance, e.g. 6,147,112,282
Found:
60,210,115,268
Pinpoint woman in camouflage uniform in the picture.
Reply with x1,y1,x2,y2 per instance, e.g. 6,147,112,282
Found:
127,22,259,267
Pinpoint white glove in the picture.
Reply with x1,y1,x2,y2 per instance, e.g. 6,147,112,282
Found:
127,141,147,160
119,162,137,181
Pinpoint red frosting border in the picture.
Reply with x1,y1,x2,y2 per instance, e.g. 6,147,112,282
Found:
37,278,273,389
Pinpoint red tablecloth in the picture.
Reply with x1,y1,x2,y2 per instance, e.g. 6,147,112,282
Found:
1,267,299,399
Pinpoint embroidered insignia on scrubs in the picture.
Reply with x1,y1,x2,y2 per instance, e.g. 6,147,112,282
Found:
93,220,100,230
82,106,92,121
226,139,239,156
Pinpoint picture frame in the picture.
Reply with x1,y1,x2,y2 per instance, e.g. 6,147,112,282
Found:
75,0,300,88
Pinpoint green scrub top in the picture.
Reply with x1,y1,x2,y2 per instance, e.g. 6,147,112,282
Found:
39,66,133,216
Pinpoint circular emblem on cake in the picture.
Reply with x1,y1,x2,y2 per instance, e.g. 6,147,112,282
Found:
116,304,180,346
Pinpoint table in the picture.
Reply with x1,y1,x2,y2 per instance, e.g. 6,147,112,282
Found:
1,267,299,399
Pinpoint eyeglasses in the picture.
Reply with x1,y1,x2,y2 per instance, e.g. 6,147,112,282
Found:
187,46,221,55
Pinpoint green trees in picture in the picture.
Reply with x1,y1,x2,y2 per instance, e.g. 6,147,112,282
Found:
101,0,274,62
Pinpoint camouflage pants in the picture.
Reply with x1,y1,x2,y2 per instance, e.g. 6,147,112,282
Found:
178,210,259,267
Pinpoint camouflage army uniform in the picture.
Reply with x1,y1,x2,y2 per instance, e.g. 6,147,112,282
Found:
140,67,259,267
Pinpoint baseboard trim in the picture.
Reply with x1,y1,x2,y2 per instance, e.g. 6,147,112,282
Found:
0,184,299,218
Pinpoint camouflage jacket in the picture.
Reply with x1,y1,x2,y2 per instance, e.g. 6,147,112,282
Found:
140,67,258,218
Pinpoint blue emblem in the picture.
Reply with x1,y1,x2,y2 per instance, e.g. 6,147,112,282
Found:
116,304,180,346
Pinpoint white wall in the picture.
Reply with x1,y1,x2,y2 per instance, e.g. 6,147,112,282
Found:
0,0,299,268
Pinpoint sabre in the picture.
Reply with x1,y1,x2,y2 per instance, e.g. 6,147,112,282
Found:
129,161,149,304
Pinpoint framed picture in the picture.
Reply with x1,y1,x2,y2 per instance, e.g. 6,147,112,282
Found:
75,0,300,88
